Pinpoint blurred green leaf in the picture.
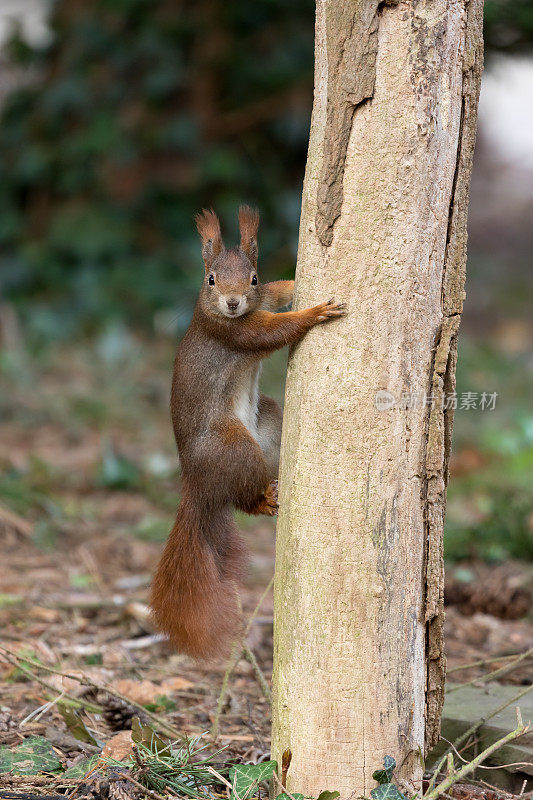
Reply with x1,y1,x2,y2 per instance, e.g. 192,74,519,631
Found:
63,754,100,778
0,736,63,775
131,717,169,754
97,439,141,489
69,573,94,589
59,708,98,746
134,515,170,541
85,653,104,665
144,694,177,713
0,593,23,608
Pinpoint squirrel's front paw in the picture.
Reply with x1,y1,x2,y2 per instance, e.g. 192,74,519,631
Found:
314,298,346,322
250,480,279,517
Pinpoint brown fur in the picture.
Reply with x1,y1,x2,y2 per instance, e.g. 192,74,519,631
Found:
150,207,345,659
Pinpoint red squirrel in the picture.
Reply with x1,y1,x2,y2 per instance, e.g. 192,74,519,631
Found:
150,206,345,659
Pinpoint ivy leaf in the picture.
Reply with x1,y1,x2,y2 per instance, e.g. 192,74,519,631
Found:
0,736,62,775
63,754,100,778
317,792,340,800
372,755,396,785
228,760,277,800
276,794,304,800
370,783,407,800
0,748,13,773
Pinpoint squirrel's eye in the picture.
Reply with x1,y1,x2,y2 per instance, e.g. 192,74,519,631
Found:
251,274,258,286
208,274,215,286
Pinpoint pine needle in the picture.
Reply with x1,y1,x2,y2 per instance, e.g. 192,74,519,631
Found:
104,734,229,799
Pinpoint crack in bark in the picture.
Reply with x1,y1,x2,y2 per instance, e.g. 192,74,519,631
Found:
441,93,466,309
423,313,459,751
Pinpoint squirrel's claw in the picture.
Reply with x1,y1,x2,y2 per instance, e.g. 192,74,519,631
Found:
316,299,347,321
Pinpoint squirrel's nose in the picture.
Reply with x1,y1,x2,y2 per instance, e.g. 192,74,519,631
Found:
226,297,240,311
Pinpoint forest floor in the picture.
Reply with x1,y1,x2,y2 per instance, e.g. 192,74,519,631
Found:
0,332,531,799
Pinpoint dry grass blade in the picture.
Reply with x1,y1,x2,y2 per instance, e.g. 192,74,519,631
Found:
0,649,102,713
0,645,183,740
206,766,233,791
441,736,532,771
211,576,274,739
242,644,271,704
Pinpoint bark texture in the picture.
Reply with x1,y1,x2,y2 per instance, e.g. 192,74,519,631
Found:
272,0,484,796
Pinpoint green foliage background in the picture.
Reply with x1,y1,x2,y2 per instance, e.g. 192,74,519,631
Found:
0,0,532,564
0,0,315,338
1,0,532,338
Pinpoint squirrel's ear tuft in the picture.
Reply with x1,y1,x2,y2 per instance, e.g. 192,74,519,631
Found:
238,205,259,267
195,209,224,270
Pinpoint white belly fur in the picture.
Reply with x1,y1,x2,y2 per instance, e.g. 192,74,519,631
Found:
233,363,261,441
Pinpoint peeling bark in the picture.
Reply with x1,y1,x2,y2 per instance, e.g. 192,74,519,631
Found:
424,0,484,750
272,0,484,796
315,1,380,245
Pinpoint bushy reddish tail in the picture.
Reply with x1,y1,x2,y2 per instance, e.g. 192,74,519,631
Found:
150,491,246,660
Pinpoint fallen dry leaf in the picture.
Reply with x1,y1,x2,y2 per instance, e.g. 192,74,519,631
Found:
102,730,133,762
45,667,114,694
160,676,195,693
111,679,164,705
124,601,151,624
28,607,61,623
112,676,195,705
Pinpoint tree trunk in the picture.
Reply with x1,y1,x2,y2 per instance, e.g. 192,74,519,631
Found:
271,0,484,796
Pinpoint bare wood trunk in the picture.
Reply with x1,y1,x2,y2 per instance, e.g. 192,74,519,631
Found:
271,0,484,796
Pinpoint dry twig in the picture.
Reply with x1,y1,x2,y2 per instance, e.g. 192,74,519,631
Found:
0,649,102,713
448,652,533,675
272,769,298,800
447,648,533,693
426,695,531,798
0,646,182,740
424,707,529,800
